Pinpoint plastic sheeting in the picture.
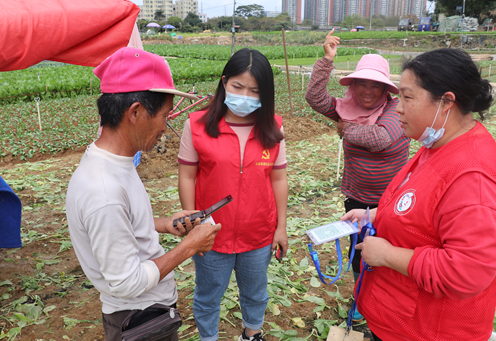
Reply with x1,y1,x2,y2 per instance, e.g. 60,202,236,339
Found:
0,0,140,71
438,15,461,32
0,176,22,248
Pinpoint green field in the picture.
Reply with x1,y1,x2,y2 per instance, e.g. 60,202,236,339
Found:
270,54,402,67
144,44,376,60
253,30,496,45
1,46,377,103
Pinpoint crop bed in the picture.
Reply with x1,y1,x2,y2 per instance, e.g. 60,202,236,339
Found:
1,45,376,104
144,45,376,60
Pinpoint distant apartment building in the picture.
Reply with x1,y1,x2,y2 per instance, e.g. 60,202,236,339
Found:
346,0,368,17
265,11,282,18
375,0,389,16
304,0,317,24
199,13,207,23
136,5,145,21
141,0,174,21
379,0,427,18
303,0,351,26
303,0,427,25
174,0,199,20
410,0,427,18
282,0,302,24
304,0,365,26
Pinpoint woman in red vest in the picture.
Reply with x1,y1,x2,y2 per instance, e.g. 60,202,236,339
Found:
178,48,288,341
343,48,496,340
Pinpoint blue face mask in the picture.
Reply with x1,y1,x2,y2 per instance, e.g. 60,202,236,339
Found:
418,98,450,148
224,91,261,117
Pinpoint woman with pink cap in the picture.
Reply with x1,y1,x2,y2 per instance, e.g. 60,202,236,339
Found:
305,30,410,321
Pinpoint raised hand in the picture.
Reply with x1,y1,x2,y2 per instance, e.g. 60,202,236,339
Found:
323,29,340,62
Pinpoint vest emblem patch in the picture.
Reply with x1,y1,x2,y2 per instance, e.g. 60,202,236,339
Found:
394,190,416,216
262,150,270,160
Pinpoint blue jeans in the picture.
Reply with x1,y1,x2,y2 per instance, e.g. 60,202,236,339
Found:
193,244,272,341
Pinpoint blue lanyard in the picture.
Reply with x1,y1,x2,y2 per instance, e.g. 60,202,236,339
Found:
307,223,358,285
345,222,376,332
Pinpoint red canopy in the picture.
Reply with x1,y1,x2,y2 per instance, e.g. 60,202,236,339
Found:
0,0,140,71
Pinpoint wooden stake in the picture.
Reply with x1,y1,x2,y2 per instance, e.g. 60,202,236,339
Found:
281,28,294,116
336,137,342,181
301,66,304,91
90,78,93,94
35,97,42,130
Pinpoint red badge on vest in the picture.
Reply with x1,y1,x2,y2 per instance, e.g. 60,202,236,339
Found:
394,189,416,216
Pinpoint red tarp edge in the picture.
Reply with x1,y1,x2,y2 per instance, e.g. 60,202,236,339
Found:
0,0,140,71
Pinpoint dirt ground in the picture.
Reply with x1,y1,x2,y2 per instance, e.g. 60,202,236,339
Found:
0,107,376,340
139,113,333,180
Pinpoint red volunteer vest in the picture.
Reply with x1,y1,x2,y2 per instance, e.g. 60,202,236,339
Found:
359,122,496,341
190,110,281,254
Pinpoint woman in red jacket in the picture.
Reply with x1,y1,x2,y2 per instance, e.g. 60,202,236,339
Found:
178,48,288,341
343,48,496,341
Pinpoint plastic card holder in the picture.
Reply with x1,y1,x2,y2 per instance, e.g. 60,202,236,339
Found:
306,220,359,245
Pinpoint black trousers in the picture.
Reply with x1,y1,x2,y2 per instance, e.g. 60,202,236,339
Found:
102,304,179,341
344,197,378,274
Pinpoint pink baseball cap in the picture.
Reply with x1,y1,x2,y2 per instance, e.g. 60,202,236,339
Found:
94,47,197,100
339,54,399,94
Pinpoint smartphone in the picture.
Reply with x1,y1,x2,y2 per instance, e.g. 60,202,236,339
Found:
274,244,283,263
173,195,232,228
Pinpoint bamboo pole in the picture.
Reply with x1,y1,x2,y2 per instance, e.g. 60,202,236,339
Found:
301,66,304,91
281,28,294,116
336,137,342,181
35,97,42,130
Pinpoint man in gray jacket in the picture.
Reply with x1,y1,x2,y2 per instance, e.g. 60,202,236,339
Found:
66,47,221,341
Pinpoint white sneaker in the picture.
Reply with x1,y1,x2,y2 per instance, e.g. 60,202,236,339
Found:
237,329,266,341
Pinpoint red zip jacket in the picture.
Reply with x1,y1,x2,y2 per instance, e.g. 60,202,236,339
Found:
190,111,282,253
359,122,496,341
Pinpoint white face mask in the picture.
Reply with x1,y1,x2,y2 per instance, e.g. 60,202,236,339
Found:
418,98,450,148
224,91,261,117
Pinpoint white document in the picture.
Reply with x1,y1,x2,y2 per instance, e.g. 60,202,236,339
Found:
201,216,215,225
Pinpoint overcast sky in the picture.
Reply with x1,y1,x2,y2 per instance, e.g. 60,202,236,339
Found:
129,0,436,20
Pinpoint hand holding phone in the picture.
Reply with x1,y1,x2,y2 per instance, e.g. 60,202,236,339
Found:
274,244,283,263
173,212,204,228
173,195,232,228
